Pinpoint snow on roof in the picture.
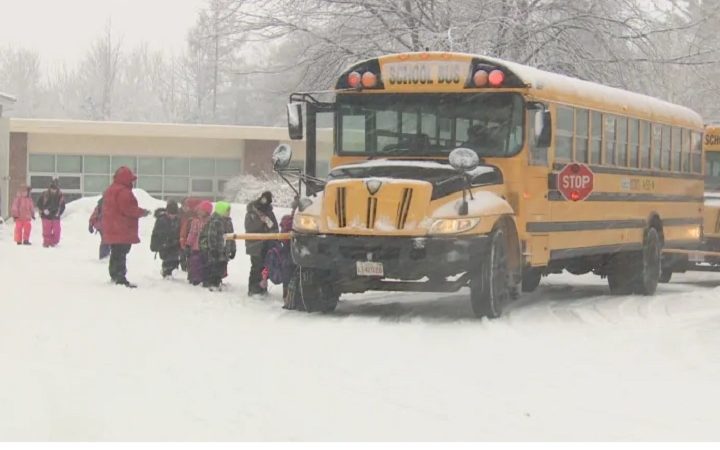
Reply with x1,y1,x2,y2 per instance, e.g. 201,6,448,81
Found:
350,52,703,129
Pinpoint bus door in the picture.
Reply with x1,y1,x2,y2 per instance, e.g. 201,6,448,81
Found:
524,103,552,265
306,101,335,179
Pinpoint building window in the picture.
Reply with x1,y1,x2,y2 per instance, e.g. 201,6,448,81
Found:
112,156,137,173
84,175,111,193
30,175,55,190
190,159,215,177
57,176,81,190
164,158,189,176
215,159,242,177
85,155,110,174
191,179,214,192
29,154,55,172
57,155,82,173
164,176,189,193
137,176,162,192
138,157,163,175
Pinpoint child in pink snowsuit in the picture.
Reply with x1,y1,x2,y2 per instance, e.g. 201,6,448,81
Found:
11,186,35,245
185,201,213,286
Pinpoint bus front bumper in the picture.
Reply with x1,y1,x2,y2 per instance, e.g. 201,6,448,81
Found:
291,233,489,280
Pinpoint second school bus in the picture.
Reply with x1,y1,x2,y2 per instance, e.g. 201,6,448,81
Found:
273,52,705,318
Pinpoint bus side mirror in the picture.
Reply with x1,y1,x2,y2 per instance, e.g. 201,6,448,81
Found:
534,109,552,148
287,103,303,140
272,144,293,170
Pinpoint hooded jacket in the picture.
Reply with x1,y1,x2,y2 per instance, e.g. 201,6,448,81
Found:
11,189,35,221
200,201,236,262
150,207,181,258
101,166,146,244
244,198,278,256
179,197,204,249
36,187,66,220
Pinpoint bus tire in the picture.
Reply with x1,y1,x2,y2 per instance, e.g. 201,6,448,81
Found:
298,267,339,313
470,228,511,319
632,227,661,295
659,269,672,283
521,267,542,293
607,253,635,295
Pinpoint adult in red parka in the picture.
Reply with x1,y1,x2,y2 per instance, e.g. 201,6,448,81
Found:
102,166,150,287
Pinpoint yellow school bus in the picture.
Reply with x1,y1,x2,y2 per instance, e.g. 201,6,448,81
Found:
273,52,705,317
663,124,720,279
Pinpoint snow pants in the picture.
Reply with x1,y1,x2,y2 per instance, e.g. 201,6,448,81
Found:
188,251,207,286
42,219,61,247
109,244,131,283
14,219,31,244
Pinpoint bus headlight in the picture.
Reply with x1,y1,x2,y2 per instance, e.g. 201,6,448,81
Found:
429,218,480,234
293,214,319,232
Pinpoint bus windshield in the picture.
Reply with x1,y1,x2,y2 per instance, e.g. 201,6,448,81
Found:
337,93,524,158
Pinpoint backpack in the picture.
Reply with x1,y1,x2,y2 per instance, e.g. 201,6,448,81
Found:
264,242,285,285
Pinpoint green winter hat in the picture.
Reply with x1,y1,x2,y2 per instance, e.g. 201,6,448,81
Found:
215,201,231,216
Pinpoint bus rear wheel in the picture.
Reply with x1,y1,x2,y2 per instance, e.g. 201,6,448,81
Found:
521,267,542,293
298,267,339,313
470,228,511,319
607,228,661,295
632,227,661,295
659,269,673,283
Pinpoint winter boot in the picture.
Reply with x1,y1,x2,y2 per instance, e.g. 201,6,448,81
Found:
23,241,31,245
115,278,137,288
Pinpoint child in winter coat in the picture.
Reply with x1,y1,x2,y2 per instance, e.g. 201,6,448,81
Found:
185,200,213,285
200,201,236,290
11,185,35,245
278,213,297,308
35,180,66,247
88,197,111,259
179,197,203,271
150,199,182,278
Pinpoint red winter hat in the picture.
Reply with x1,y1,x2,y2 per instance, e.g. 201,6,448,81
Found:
196,200,213,215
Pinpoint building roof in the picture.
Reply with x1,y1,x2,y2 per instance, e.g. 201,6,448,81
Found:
0,92,16,104
9,118,292,141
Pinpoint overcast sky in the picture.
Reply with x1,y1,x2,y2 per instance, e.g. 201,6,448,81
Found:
0,0,206,69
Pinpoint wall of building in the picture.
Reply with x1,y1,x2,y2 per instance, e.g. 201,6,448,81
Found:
0,117,9,217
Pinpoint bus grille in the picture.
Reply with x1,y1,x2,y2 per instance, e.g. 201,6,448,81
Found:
366,197,378,228
335,186,347,228
395,188,413,229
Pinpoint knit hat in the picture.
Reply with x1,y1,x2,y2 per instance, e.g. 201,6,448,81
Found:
166,199,179,215
214,201,231,216
259,191,273,204
197,200,213,215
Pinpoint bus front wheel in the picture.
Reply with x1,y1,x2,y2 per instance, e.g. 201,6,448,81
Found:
298,267,339,313
470,228,511,319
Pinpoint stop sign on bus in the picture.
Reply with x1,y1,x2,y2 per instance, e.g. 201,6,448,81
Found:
557,163,594,201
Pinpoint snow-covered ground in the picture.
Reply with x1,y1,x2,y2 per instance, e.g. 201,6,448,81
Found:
2,192,720,441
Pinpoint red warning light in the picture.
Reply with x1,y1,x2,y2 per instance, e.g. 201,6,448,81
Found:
473,70,489,87
488,69,505,87
361,71,377,88
348,71,361,88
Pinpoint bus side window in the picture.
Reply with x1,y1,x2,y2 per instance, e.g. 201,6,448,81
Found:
629,119,639,168
555,106,573,161
604,115,616,165
590,111,602,164
574,108,589,163
692,132,702,173
651,123,662,170
640,121,651,169
672,127,681,172
661,125,671,171
528,108,549,166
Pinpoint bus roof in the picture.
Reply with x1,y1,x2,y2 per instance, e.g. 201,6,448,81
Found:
337,52,704,129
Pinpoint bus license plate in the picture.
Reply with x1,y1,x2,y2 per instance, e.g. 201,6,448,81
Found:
356,261,384,277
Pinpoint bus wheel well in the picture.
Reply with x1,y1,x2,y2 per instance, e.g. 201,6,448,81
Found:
496,216,522,283
647,214,664,243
